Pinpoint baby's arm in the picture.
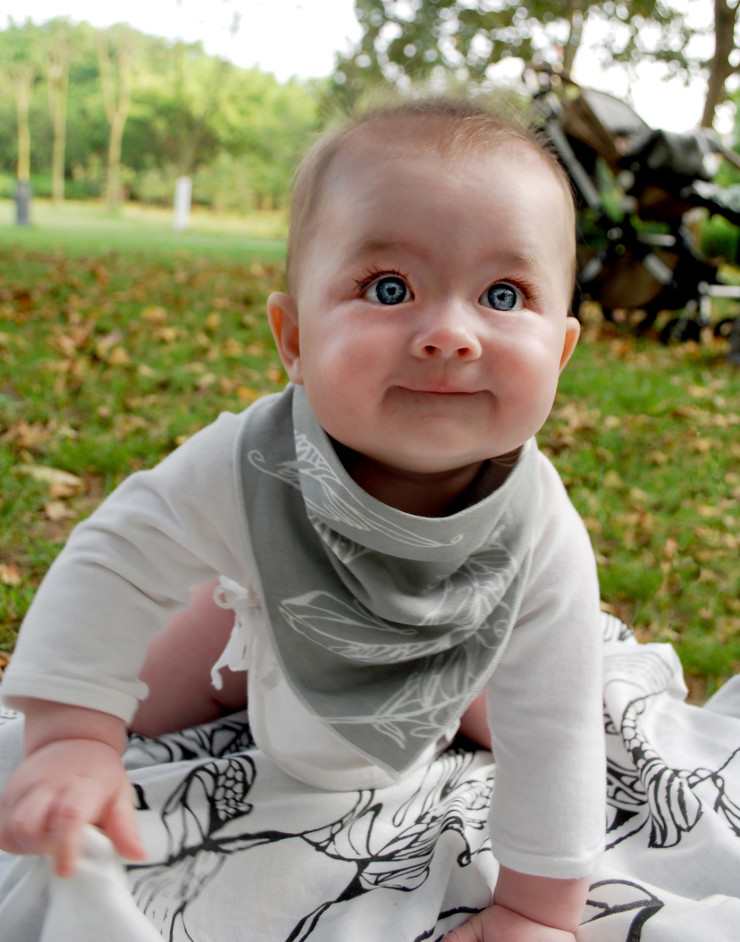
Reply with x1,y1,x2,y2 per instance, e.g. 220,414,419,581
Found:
0,698,146,877
0,581,244,875
443,867,590,941
131,579,245,737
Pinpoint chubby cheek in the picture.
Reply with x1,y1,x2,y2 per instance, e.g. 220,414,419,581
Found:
300,358,367,436
497,338,563,417
299,323,373,391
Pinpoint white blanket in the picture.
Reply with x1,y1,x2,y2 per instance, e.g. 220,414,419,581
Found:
2,615,740,941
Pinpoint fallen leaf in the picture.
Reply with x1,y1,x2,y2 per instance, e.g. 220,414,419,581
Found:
1,420,53,449
237,386,258,403
690,437,712,453
222,338,245,358
196,372,218,390
44,500,75,521
153,326,179,343
17,465,85,497
0,563,22,586
265,365,285,384
140,305,168,324
108,346,132,366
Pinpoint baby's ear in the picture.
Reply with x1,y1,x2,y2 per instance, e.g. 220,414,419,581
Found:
267,292,303,384
559,315,580,372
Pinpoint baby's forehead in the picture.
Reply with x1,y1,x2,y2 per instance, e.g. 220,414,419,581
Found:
333,115,568,192
288,110,576,293
323,124,573,221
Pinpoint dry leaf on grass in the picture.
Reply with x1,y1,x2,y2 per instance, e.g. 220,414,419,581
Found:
0,563,22,586
16,465,85,498
44,500,75,522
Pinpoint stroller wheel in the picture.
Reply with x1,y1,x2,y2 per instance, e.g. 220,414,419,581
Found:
659,317,702,345
714,317,738,340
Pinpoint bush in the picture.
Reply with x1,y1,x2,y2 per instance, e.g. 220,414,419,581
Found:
701,213,740,264
0,173,16,200
193,154,257,213
127,165,178,207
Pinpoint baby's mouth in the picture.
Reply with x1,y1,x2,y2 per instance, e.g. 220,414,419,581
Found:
395,385,484,397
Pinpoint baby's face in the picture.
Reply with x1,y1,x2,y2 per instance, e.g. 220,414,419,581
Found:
273,134,578,488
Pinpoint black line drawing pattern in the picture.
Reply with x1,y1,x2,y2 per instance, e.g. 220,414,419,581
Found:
4,616,740,940
120,693,740,942
581,879,664,942
605,692,740,852
126,727,497,942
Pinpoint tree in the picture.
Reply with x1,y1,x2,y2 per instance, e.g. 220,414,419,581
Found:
12,62,34,187
332,0,690,104
0,16,320,213
97,25,136,211
0,20,44,224
702,0,738,128
44,18,72,203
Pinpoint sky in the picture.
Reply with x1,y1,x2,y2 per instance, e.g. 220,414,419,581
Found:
2,0,722,133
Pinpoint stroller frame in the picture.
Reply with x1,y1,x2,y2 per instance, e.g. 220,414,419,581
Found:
526,65,740,364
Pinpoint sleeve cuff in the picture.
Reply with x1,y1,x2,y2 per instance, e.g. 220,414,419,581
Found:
1,671,141,725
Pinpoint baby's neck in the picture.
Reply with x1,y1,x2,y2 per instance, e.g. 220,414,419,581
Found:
334,445,517,517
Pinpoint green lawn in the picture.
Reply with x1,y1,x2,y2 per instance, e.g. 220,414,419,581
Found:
1,203,739,701
0,197,288,261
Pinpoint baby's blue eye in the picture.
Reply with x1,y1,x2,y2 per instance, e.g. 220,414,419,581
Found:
482,282,522,311
365,275,411,305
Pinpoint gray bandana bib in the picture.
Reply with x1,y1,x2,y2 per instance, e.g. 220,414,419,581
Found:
236,385,541,776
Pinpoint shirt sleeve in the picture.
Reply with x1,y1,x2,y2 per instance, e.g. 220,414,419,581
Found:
485,454,606,879
1,412,252,723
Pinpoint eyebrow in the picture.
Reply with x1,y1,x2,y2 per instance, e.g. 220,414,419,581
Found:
488,249,549,279
345,240,546,271
343,237,428,267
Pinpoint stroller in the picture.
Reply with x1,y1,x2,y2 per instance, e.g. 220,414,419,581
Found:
526,65,740,364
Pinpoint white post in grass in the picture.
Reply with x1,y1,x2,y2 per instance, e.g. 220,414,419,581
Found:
173,176,192,232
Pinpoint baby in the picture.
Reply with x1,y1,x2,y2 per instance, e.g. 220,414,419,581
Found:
0,97,605,941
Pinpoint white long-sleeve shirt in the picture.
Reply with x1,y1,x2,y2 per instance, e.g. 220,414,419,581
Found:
2,405,605,880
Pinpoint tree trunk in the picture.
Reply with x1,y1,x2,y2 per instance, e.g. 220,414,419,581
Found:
13,68,33,184
701,0,737,128
48,55,69,203
98,33,133,212
562,4,587,77
105,112,126,211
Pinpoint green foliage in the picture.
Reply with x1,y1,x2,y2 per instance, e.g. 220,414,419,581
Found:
0,217,739,700
332,0,692,103
0,18,321,212
702,214,740,263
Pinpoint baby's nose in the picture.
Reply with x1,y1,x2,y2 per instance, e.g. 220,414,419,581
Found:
411,305,482,360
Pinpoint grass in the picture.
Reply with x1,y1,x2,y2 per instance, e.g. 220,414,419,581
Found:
547,306,740,700
1,202,739,701
0,198,288,261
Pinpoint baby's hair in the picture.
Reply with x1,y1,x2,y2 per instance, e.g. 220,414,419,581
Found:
285,95,575,295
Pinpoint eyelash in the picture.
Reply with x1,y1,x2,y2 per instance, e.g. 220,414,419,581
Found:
353,267,410,296
492,278,538,305
352,270,539,306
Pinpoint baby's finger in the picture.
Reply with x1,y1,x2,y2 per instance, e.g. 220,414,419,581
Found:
49,780,109,877
0,782,59,857
103,783,147,863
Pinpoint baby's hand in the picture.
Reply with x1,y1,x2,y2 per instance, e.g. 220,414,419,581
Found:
0,737,146,877
443,903,576,942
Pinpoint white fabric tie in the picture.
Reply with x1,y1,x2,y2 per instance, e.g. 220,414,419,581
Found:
0,826,160,942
